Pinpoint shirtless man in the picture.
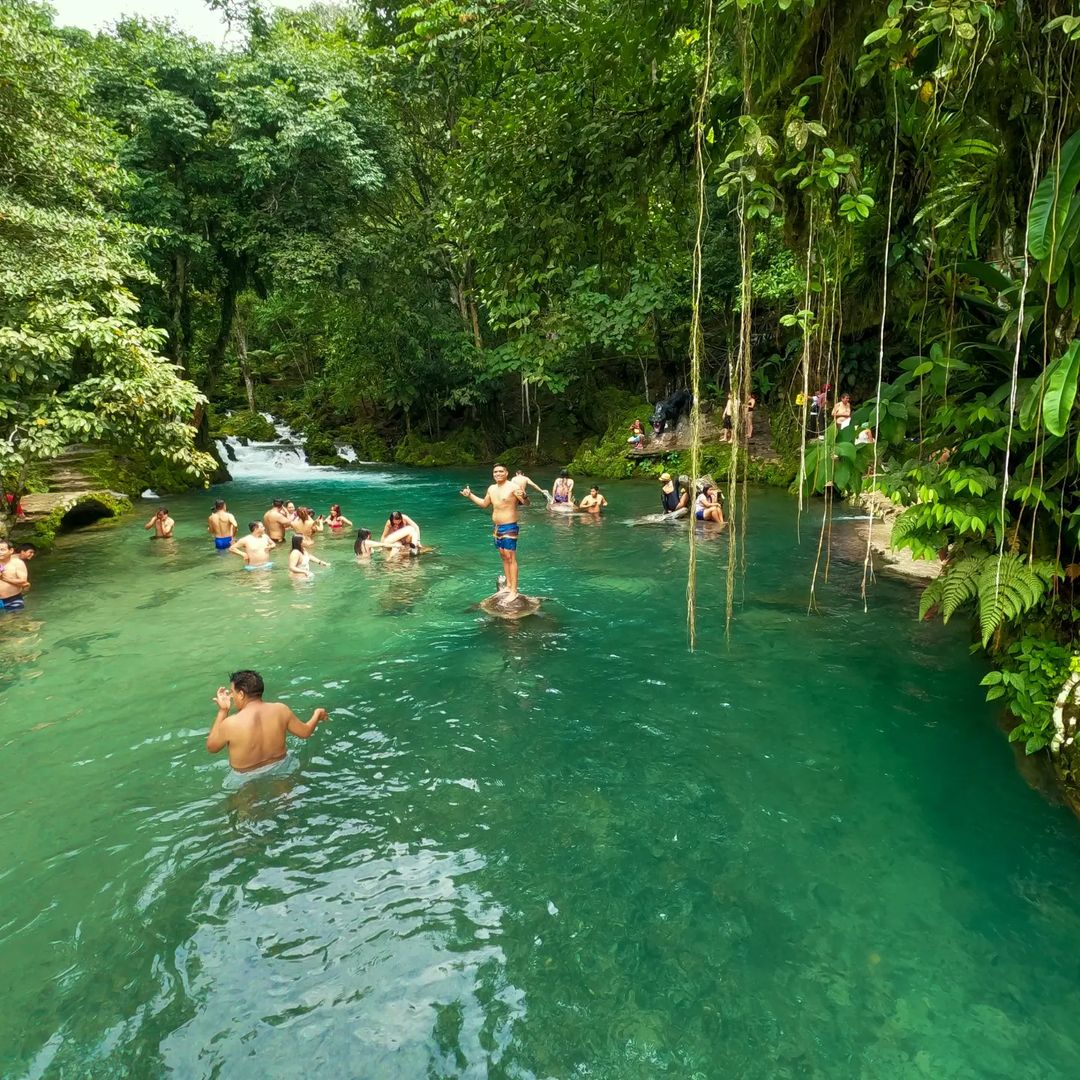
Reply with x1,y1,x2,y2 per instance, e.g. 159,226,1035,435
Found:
513,471,550,502
579,486,608,514
263,499,292,543
208,499,238,551
0,539,29,611
229,520,276,569
460,463,528,598
144,507,175,538
206,669,328,773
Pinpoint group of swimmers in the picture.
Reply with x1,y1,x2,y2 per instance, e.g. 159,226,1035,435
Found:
196,497,428,576
206,466,722,775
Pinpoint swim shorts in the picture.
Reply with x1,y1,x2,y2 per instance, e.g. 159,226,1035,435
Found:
0,595,25,611
696,509,706,521
244,563,273,571
214,536,232,550
493,522,519,551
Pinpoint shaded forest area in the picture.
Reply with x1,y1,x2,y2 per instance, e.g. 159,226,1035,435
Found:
1,0,1079,772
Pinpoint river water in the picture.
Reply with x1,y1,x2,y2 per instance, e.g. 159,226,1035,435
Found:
3,462,1080,1078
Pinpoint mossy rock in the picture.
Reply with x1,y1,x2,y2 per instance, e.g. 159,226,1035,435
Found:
342,422,390,463
215,411,277,442
303,430,348,467
567,402,654,479
26,490,132,547
393,429,487,467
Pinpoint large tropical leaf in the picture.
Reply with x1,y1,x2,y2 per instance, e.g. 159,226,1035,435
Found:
1042,339,1080,436
1029,128,1080,260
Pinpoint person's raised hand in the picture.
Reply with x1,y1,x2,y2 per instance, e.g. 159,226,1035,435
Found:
214,687,231,710
313,708,329,724
460,486,471,498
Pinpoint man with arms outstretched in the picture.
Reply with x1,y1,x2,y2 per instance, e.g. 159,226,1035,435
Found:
207,669,329,773
460,463,528,599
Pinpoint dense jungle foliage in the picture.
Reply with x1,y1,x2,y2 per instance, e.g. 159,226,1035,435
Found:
0,0,1078,771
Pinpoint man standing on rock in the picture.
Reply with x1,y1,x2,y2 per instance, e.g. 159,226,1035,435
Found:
460,463,528,599
208,499,237,551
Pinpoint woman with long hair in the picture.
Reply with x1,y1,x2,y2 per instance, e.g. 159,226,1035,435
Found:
289,534,329,576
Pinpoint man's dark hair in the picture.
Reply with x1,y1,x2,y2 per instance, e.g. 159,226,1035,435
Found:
159,507,169,515
16,542,36,554
230,670,264,697
248,521,260,532
272,499,283,508
214,499,226,510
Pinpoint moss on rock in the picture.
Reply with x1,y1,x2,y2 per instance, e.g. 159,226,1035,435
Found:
30,490,132,546
393,429,487,467
215,411,278,442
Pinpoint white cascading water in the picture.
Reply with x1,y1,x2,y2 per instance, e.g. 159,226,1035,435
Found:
216,415,363,482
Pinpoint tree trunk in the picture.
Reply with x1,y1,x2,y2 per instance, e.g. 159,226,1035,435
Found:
233,316,256,412
167,250,190,372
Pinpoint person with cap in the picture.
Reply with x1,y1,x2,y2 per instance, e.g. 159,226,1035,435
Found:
659,472,690,516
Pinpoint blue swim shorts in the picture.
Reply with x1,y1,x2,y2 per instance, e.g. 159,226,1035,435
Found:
214,536,232,551
696,509,706,521
493,522,519,551
243,563,273,571
0,595,25,611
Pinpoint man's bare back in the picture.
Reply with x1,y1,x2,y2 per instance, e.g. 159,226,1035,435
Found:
207,673,327,772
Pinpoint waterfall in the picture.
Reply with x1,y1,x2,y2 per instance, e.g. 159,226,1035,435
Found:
215,415,353,482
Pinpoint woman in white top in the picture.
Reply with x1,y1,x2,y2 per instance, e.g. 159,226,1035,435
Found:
289,534,329,577
694,483,725,525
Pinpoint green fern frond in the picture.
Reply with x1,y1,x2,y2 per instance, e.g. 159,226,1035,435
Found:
975,554,1053,646
919,576,945,621
940,554,986,622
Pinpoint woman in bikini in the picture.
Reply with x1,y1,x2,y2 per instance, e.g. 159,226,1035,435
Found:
550,470,575,511
381,510,419,543
326,504,353,532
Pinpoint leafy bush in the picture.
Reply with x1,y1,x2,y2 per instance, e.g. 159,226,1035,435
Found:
980,632,1074,755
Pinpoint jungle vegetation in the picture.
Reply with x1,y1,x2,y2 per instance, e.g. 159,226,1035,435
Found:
0,0,1078,774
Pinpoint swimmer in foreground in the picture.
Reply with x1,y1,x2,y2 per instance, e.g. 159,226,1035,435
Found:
460,462,528,599
229,520,276,568
579,486,608,514
263,499,292,543
288,534,329,577
207,669,329,774
208,499,238,551
0,538,29,611
144,507,175,538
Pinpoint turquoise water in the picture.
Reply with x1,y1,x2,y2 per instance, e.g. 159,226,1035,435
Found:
3,467,1080,1078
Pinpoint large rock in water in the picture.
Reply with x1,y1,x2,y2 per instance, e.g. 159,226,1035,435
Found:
479,591,542,620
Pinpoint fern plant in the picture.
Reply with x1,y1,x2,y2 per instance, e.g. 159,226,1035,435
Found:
919,552,1060,646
